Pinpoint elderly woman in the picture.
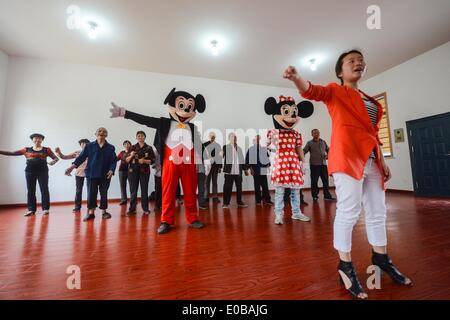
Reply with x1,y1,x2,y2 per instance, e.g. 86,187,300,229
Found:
55,138,90,213
0,133,58,216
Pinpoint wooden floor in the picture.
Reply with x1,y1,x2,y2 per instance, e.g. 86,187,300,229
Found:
0,191,449,300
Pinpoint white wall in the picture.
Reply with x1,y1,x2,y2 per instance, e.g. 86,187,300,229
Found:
0,57,331,204
361,41,450,191
0,50,8,135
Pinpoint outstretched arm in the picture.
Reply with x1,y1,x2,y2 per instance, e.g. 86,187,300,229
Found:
55,147,78,160
283,66,332,103
0,148,26,156
110,102,161,129
283,66,310,93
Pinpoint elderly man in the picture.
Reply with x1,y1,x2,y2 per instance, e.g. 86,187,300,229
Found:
222,132,248,209
245,135,273,206
303,129,335,201
66,127,117,221
203,131,222,204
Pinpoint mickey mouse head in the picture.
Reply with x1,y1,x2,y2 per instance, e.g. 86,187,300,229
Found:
164,88,206,124
264,96,314,129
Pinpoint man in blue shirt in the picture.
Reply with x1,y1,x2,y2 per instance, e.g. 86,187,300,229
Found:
65,127,117,221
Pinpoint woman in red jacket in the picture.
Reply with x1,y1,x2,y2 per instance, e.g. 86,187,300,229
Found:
283,50,412,299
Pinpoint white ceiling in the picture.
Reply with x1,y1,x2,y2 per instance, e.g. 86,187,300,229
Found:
0,0,449,87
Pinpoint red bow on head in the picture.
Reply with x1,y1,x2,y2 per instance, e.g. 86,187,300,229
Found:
279,95,295,103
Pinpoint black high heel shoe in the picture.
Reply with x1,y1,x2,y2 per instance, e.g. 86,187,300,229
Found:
338,260,368,300
372,250,412,286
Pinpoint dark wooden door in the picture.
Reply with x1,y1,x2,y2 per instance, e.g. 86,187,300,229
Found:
406,112,450,197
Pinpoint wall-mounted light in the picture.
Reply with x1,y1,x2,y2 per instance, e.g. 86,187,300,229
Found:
86,21,99,40
210,40,219,56
309,58,317,71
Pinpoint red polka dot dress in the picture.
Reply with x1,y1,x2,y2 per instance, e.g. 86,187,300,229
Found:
267,128,304,189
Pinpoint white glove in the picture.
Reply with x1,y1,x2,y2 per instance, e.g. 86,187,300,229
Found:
110,102,126,118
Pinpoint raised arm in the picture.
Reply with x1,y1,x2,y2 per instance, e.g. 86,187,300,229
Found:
0,148,26,156
109,102,161,129
283,66,333,103
283,66,310,94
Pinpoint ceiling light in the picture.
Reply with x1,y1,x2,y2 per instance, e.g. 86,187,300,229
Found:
309,58,317,71
210,40,219,56
86,21,99,40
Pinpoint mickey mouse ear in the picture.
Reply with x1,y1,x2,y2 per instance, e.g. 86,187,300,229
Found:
298,101,314,118
164,88,176,105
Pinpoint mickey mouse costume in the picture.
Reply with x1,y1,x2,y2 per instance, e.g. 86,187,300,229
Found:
264,95,314,224
110,88,206,234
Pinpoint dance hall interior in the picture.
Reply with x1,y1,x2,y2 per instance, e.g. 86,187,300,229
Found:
0,0,449,302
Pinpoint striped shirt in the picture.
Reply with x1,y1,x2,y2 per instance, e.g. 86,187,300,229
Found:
363,97,379,159
0,147,57,172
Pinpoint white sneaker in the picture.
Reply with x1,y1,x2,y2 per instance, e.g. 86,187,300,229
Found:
274,216,283,225
292,213,311,222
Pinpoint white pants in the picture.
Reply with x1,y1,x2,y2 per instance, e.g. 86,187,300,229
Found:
333,158,387,252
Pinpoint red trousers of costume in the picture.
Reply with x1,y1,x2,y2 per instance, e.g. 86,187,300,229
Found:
161,145,198,225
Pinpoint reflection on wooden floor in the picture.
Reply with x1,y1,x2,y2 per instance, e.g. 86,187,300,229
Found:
0,191,449,300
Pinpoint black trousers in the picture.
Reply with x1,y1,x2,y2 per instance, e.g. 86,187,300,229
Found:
206,165,220,199
310,164,332,198
128,171,150,212
253,174,271,203
154,176,162,208
118,170,128,202
74,176,90,210
223,174,243,205
284,188,304,202
197,172,207,207
87,177,111,210
25,170,49,212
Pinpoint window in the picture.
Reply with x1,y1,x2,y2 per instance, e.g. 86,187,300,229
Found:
373,92,393,158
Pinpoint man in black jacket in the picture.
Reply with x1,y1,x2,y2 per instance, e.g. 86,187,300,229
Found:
222,132,248,209
203,131,222,203
245,135,273,206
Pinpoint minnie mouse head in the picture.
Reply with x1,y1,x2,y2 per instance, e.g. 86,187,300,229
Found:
164,88,206,124
264,95,314,129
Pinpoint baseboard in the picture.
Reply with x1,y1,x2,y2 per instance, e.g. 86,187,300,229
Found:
386,189,414,194
0,187,341,209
